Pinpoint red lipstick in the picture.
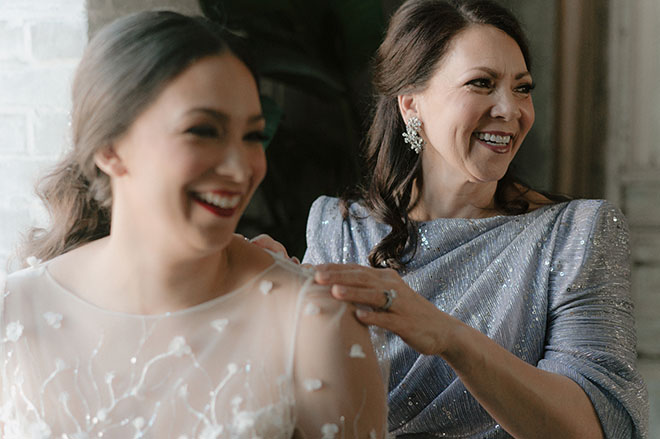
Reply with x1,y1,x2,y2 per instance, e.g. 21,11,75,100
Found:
191,191,241,218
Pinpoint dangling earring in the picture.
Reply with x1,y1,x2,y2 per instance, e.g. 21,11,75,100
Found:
402,116,424,154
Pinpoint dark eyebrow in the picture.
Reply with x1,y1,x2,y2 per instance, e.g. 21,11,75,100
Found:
469,67,532,80
184,108,265,124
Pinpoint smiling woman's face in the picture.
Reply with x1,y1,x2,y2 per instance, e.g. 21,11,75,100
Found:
412,24,535,186
106,53,266,253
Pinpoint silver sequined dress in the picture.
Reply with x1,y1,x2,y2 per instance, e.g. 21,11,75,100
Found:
304,196,649,438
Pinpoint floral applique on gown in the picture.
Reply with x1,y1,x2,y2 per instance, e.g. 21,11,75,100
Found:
0,255,386,439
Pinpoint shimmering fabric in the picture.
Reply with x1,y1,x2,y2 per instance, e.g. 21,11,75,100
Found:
0,253,386,438
304,196,649,438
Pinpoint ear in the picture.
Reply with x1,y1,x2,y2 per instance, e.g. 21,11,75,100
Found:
397,94,420,123
94,145,127,177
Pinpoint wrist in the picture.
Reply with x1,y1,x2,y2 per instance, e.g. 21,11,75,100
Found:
439,318,483,376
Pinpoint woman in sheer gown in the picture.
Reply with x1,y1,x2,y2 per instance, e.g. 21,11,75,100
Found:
0,11,387,438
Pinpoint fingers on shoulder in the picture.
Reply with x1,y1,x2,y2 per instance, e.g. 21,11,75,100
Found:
250,233,289,256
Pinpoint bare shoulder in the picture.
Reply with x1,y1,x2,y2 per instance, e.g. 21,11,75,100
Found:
229,234,277,275
230,236,316,300
46,238,107,290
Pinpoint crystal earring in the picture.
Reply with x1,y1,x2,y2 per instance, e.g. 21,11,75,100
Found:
402,116,424,154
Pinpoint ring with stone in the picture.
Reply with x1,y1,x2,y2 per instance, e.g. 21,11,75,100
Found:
379,289,397,312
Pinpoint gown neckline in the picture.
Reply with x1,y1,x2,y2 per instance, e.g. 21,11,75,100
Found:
40,256,279,319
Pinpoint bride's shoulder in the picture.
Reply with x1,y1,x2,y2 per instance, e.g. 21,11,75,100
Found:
231,236,316,295
6,239,98,290
46,238,105,276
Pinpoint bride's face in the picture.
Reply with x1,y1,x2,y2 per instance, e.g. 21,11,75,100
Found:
106,54,267,253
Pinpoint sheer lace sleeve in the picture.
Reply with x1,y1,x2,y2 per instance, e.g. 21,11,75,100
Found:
0,255,388,438
292,281,387,438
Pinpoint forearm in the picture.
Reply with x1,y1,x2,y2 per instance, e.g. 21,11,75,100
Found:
312,262,606,437
441,322,604,439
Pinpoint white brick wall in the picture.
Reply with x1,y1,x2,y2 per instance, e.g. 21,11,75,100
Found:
0,0,87,271
0,0,202,271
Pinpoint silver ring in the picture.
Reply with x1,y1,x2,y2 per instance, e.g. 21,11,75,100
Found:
379,289,397,312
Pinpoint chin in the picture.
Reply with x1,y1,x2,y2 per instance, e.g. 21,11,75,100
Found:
478,164,511,182
189,229,236,255
494,169,510,181
470,171,507,184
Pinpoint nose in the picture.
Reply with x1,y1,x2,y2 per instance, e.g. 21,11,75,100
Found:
490,90,522,121
214,143,250,183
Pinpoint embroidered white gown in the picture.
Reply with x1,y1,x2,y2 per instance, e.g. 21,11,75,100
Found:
0,255,386,439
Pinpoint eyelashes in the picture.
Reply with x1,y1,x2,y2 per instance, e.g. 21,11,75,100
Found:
186,125,219,138
515,82,535,94
245,131,269,143
467,78,535,95
468,78,494,89
185,124,268,144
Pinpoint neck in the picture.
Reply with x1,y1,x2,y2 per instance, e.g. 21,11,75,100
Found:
410,160,499,220
90,209,233,315
101,236,231,314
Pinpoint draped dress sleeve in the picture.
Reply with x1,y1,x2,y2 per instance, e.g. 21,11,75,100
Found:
538,201,648,438
304,196,378,267
304,196,348,265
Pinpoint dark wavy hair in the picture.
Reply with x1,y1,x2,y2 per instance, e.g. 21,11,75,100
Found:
18,11,256,265
347,0,563,270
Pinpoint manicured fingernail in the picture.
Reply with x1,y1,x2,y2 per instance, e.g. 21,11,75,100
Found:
356,309,369,318
332,285,346,296
316,271,330,281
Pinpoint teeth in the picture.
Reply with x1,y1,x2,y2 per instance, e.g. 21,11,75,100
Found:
196,192,241,209
476,132,511,145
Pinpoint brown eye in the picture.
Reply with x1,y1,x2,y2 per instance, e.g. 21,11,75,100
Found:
467,78,493,89
515,82,535,94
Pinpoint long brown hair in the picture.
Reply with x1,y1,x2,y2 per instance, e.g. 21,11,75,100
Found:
348,0,556,270
18,11,256,265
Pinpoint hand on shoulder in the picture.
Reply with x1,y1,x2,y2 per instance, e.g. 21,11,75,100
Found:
238,233,301,264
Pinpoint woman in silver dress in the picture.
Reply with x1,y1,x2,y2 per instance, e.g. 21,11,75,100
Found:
259,0,649,437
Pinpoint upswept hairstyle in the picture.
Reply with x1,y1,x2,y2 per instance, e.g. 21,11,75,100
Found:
18,11,256,265
353,0,539,270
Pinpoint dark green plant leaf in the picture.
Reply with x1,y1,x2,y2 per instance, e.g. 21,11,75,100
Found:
329,0,385,76
259,95,283,150
255,42,346,96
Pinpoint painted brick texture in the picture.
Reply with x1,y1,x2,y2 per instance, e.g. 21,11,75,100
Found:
0,0,202,271
0,1,86,270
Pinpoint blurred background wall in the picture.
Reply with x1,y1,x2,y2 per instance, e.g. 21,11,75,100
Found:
604,1,660,432
0,0,657,433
